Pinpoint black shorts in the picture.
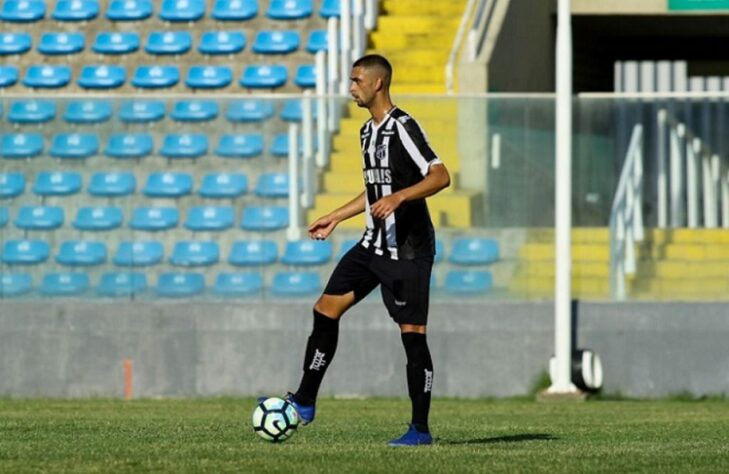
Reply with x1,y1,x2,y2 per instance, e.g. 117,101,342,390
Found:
324,243,434,325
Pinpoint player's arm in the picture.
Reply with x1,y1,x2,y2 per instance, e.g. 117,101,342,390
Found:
370,163,450,220
308,191,366,240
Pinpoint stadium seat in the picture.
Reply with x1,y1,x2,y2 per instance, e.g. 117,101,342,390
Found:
225,100,274,123
294,65,316,88
198,172,248,198
229,240,277,266
336,239,360,259
57,240,107,266
281,240,332,265
1,133,43,159
38,32,85,54
0,0,45,22
199,31,245,54
129,207,179,231
118,100,165,123
143,172,193,198
306,30,327,53
93,31,139,54
271,271,321,296
73,206,123,231
0,207,7,227
106,0,152,21
319,0,346,18
240,206,288,231
270,133,317,156
252,30,300,54
212,0,257,20
0,32,32,55
267,0,312,20
40,272,89,296
0,172,25,198
160,134,208,159
0,272,32,297
23,65,71,88
87,171,136,197
435,239,445,263
186,65,233,89
14,206,64,230
8,100,56,124
280,99,317,122
0,65,18,87
32,171,82,196
170,241,219,266
1,239,49,265
132,65,179,88
64,100,112,124
78,65,126,89
255,172,290,197
105,133,153,159
213,272,263,297
113,241,164,267
53,0,99,21
449,238,500,265
444,270,494,294
240,65,288,89
50,133,99,159
159,0,205,22
98,272,147,296
145,31,192,55
185,206,234,231
215,134,264,159
156,272,205,297
170,100,219,121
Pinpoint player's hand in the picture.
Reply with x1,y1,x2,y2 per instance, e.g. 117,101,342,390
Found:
308,214,338,240
370,194,405,220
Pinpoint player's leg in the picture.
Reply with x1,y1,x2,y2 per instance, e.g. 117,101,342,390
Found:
399,324,433,437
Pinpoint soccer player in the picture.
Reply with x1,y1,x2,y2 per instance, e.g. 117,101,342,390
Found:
286,54,450,446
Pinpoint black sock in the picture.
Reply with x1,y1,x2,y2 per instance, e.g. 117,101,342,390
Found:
401,332,433,434
294,310,339,406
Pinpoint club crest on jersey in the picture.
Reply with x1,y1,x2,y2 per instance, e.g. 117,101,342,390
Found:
375,144,388,161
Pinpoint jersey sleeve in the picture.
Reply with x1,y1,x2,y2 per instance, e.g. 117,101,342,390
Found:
395,116,444,177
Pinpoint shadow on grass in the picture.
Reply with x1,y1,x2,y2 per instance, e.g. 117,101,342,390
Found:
438,433,557,446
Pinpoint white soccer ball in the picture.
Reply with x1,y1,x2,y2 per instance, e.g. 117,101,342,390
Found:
251,397,300,442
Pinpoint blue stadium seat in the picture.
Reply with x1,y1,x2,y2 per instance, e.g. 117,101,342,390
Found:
252,30,300,54
73,206,123,231
0,272,32,297
240,65,287,89
2,239,49,265
0,0,45,22
145,31,192,55
0,172,25,198
156,272,205,297
185,206,234,231
240,206,288,231
170,100,219,121
98,272,147,296
53,0,99,21
271,271,320,296
267,0,311,19
281,240,332,265
105,133,153,159
23,65,71,88
8,100,56,124
319,0,345,18
32,171,82,196
1,133,43,159
160,134,208,159
40,272,89,296
0,32,32,55
57,240,107,266
449,238,500,265
143,172,193,198
87,171,136,197
270,133,317,157
106,0,152,21
129,207,179,231
0,65,18,87
113,241,164,267
14,206,64,230
64,100,112,124
444,270,493,295
78,65,126,89
336,239,360,259
225,100,274,123
198,172,248,198
212,0,257,20
186,65,233,89
435,239,445,263
213,272,263,297
0,207,7,227
159,0,205,22
93,31,139,54
229,240,277,266
50,133,99,159
118,100,165,123
255,172,290,197
199,31,245,54
38,32,85,54
295,64,316,88
132,65,179,88
215,134,264,159
306,30,327,53
170,241,219,266
280,99,318,122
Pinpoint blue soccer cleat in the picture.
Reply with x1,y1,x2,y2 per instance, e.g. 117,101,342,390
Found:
256,393,316,425
388,424,433,447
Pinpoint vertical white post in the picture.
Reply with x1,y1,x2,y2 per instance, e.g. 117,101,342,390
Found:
634,142,644,241
704,154,719,228
670,125,685,227
491,133,501,169
722,170,729,228
687,138,699,228
548,0,577,394
352,0,365,60
327,17,339,133
315,51,329,168
302,91,314,209
657,110,668,227
340,0,351,96
364,0,378,30
287,124,301,241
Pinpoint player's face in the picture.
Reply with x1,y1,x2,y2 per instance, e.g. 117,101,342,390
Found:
349,66,377,108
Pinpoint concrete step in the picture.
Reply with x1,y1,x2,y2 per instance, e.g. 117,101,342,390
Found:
382,0,468,16
376,16,461,34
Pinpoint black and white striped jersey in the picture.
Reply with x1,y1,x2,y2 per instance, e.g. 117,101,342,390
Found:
358,107,443,260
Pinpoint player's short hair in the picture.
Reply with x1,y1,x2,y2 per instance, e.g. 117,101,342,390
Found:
353,54,392,87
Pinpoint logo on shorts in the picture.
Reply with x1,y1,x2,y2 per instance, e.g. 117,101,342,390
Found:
394,299,407,306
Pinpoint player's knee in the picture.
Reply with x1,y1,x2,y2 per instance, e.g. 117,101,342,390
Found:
399,324,426,334
314,293,354,319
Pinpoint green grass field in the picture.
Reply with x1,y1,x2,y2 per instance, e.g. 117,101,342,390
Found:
2,398,729,473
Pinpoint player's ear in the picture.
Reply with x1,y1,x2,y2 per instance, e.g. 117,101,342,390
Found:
375,77,383,91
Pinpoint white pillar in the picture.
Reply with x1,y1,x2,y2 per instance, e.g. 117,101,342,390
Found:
302,91,315,209
287,124,301,241
315,51,329,168
340,0,351,95
657,110,668,227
